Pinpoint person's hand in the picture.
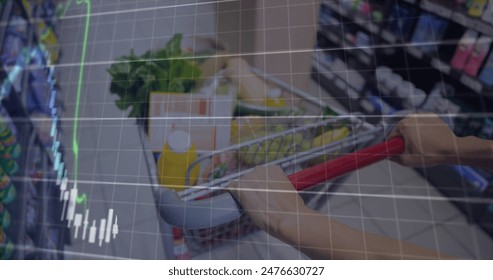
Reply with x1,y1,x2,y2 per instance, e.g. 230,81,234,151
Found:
229,165,307,237
388,114,460,167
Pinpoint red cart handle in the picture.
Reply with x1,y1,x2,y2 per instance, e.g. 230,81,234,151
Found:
288,137,405,191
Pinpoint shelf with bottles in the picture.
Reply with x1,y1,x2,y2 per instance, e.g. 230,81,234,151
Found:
378,38,493,98
311,51,382,124
376,1,493,98
319,29,375,68
0,3,31,95
0,1,66,257
318,0,493,115
391,0,493,37
319,2,378,64
0,96,66,259
1,0,64,178
17,0,60,65
0,100,35,259
1,0,64,161
320,0,493,98
417,0,493,37
313,51,367,97
1,0,61,87
320,0,384,35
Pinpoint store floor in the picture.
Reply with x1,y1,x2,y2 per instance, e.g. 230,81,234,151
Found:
57,0,492,259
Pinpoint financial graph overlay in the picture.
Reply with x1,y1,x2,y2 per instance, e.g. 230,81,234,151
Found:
54,0,119,246
1,0,492,261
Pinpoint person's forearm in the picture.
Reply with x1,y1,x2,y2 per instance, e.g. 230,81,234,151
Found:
454,137,493,171
273,207,452,260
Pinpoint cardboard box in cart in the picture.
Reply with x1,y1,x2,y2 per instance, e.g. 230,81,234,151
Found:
148,90,235,153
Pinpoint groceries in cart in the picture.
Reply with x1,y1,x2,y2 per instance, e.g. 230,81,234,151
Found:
226,57,303,116
147,57,352,191
157,130,200,191
118,35,356,192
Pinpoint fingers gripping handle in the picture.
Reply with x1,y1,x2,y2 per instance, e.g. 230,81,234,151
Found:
160,138,404,229
288,137,405,191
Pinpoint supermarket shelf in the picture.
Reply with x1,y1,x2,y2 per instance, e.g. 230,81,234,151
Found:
1,77,66,259
6,0,59,165
323,0,493,98
418,0,493,38
375,23,493,98
2,92,35,259
321,0,380,35
317,27,374,66
403,45,493,98
312,57,381,125
313,53,365,94
0,1,66,259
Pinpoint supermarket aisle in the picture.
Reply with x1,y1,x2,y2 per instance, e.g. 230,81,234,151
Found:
57,0,216,259
54,0,493,260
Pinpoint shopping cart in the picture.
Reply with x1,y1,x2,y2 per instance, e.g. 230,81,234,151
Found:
139,68,404,258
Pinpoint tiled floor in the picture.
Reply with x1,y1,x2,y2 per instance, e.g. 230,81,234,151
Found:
57,0,493,259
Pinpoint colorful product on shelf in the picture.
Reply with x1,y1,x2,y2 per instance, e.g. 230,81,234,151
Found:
0,186,15,205
0,166,15,204
451,29,479,70
463,35,492,77
28,68,51,116
367,95,397,115
411,13,449,55
478,50,493,86
319,4,336,26
387,3,417,39
0,118,21,175
423,83,461,117
0,158,19,176
451,165,490,192
0,118,21,159
0,229,14,260
0,16,28,66
36,20,60,64
0,204,11,229
0,142,21,160
0,167,12,190
467,0,488,17
355,31,371,48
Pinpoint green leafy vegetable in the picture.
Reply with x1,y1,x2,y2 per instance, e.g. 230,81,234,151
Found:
107,34,202,118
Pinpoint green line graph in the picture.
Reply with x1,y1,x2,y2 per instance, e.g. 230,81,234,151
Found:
57,0,91,210
72,0,91,184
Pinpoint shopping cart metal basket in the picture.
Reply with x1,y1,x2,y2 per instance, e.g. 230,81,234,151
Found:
139,68,403,258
